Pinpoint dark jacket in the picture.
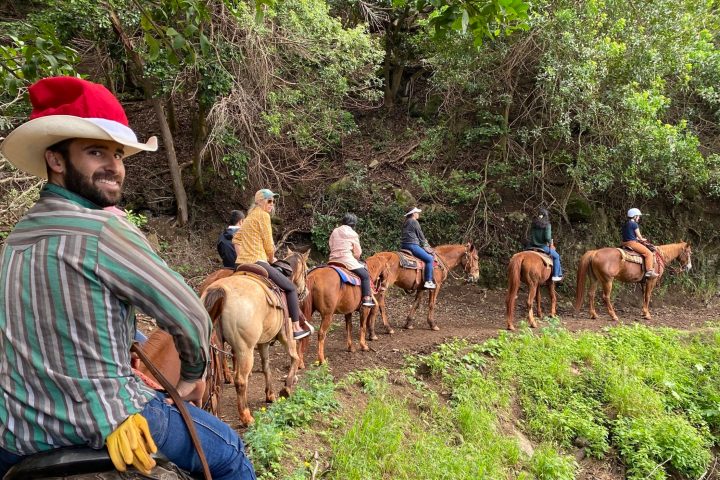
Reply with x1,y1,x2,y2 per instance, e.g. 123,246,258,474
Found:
401,218,429,247
528,224,552,248
217,228,237,267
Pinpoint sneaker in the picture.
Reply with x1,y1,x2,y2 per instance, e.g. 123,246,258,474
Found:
362,296,375,307
423,281,437,290
293,328,311,340
644,270,659,278
551,276,563,282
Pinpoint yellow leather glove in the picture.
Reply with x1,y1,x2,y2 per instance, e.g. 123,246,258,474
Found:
106,413,158,474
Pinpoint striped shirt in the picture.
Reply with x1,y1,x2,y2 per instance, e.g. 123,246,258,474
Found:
232,207,274,264
0,184,210,455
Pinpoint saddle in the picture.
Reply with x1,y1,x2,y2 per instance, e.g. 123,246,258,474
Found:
234,264,288,316
525,248,553,268
4,447,193,479
397,250,436,270
617,247,659,271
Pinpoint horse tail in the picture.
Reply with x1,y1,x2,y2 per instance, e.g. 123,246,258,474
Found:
505,253,523,328
574,250,595,314
203,287,227,338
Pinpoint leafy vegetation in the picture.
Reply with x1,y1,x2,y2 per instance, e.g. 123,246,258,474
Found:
248,325,720,479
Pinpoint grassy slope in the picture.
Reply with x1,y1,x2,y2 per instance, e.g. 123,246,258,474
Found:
246,323,720,480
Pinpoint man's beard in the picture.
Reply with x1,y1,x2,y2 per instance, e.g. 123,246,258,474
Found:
64,159,123,208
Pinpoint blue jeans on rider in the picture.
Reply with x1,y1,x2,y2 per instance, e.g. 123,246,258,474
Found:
142,391,256,480
0,393,256,480
402,243,434,282
541,245,562,278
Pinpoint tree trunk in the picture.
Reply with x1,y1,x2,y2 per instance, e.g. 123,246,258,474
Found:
166,97,177,135
151,98,188,225
108,8,189,226
191,101,207,194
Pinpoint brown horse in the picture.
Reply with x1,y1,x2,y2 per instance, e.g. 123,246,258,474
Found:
504,251,557,331
575,241,692,321
135,328,224,415
298,265,385,366
365,243,480,332
200,250,310,425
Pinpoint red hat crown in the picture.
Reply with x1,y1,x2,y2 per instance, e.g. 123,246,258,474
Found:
28,77,129,126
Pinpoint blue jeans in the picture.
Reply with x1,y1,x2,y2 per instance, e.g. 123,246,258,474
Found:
0,393,256,480
142,392,256,480
541,245,563,278
401,243,434,282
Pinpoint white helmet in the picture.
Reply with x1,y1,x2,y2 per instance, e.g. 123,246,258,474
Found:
627,208,642,218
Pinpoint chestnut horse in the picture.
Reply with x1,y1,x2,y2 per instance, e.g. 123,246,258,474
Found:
365,243,480,332
135,328,224,415
504,251,556,331
298,265,385,366
575,241,692,321
200,250,310,425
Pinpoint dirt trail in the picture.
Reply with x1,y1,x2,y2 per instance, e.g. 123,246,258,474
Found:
214,281,720,426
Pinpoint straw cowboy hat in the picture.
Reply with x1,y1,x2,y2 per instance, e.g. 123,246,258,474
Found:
0,76,157,179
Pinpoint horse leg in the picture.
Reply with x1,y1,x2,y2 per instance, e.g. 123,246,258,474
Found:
297,336,309,370
345,313,355,352
426,285,441,331
527,281,538,328
278,320,300,398
367,305,379,341
601,279,619,322
358,309,369,352
378,292,394,334
642,279,656,320
317,312,333,364
223,350,233,384
588,278,599,319
233,350,255,426
258,343,275,403
404,290,424,330
535,284,543,320
549,282,557,317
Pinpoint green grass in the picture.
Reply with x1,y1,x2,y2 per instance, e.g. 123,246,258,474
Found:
244,324,720,479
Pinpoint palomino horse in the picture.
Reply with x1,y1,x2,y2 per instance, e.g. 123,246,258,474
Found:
575,241,692,321
505,250,557,331
298,264,385,365
135,328,224,415
200,250,310,425
365,243,480,332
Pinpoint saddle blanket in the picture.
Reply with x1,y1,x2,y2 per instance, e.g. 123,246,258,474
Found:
327,264,361,286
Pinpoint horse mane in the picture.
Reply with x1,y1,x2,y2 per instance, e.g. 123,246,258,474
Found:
141,329,172,357
657,241,688,260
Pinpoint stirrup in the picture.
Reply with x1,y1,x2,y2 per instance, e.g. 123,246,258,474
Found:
362,296,375,307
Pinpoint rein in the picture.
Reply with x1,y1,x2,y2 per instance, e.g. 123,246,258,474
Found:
438,248,473,281
131,342,212,480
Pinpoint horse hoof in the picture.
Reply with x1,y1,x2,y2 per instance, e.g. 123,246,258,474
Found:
239,410,254,426
370,335,379,341
348,345,356,353
266,392,276,403
430,326,440,331
404,324,414,330
387,329,395,335
279,388,291,398
360,344,370,352
507,325,516,331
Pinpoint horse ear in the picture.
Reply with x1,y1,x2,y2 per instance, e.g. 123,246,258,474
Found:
302,249,311,261
286,247,294,255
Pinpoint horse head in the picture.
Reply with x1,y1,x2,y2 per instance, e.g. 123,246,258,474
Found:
285,248,311,299
678,242,692,272
462,242,480,283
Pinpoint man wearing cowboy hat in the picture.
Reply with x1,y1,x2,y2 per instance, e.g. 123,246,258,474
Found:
0,77,255,479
